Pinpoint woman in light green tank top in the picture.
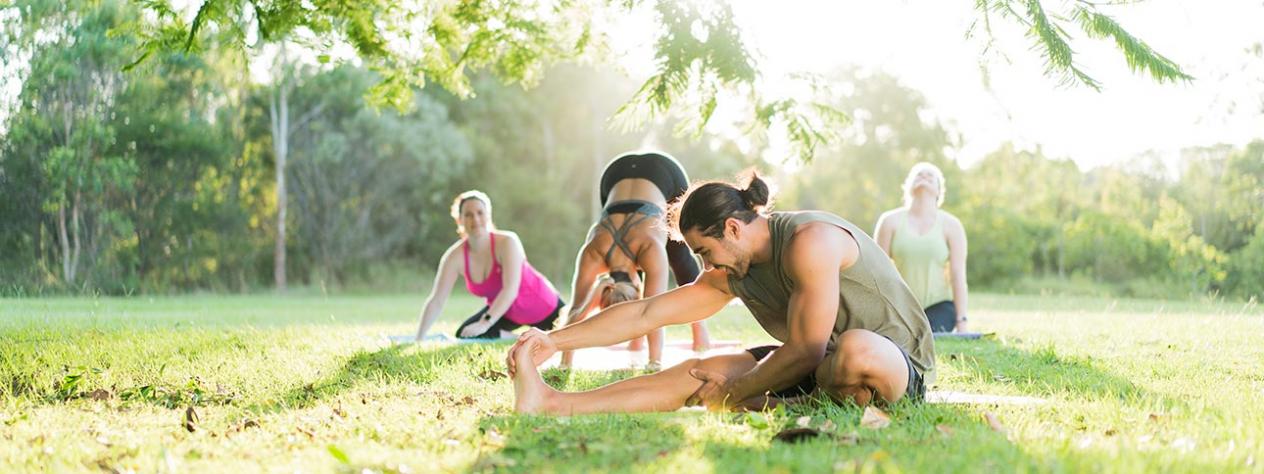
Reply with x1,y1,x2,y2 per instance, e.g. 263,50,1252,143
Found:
875,162,970,333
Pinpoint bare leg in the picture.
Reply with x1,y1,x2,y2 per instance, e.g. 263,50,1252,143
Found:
690,321,711,352
514,348,757,415
647,327,664,368
814,329,912,405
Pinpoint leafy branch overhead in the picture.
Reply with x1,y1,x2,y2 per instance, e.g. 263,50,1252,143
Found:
133,0,1192,161
972,0,1193,90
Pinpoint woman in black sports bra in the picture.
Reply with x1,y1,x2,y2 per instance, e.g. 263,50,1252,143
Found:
561,152,712,369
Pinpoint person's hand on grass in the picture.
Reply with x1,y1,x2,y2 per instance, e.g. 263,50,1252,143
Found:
686,368,734,411
954,317,968,333
460,317,495,338
506,328,557,376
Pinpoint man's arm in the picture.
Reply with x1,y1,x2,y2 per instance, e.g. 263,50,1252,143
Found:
507,269,734,374
723,223,858,403
551,269,733,350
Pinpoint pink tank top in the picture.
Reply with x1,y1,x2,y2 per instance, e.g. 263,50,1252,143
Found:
463,234,560,324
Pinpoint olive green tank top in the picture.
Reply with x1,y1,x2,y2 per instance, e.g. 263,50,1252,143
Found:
889,212,952,308
728,211,936,384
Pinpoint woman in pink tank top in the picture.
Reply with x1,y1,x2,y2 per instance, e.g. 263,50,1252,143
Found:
414,191,563,340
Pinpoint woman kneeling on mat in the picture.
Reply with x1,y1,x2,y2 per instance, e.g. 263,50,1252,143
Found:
562,152,711,369
414,191,564,340
874,162,969,333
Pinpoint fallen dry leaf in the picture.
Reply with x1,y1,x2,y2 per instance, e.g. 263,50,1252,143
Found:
296,426,315,439
182,407,199,433
796,416,812,428
1104,428,1118,436
772,428,825,443
983,412,1006,433
479,369,508,381
936,424,954,436
87,389,111,401
860,406,891,430
820,419,836,432
1148,413,1162,423
235,419,259,431
460,396,476,406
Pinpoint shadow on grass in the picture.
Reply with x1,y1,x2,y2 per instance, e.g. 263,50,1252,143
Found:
469,390,1033,473
935,336,1183,409
255,342,513,411
456,336,1197,472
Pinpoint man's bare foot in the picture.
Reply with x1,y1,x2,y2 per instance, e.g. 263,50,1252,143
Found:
512,343,555,414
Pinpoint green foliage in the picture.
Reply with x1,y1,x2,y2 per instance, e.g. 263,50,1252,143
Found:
1225,230,1264,301
125,0,1189,162
973,0,1193,90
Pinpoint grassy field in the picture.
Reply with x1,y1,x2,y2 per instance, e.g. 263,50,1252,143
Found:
1,293,1261,473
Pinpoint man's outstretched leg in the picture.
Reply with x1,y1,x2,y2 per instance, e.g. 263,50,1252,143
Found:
513,345,758,415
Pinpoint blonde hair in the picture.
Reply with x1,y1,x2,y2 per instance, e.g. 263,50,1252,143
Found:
450,190,494,236
600,280,640,308
902,162,946,207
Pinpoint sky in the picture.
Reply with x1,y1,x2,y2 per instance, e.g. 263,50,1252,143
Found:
709,0,1264,170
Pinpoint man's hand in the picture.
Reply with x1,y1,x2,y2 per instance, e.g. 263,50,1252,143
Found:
686,368,735,411
954,317,969,333
506,328,558,376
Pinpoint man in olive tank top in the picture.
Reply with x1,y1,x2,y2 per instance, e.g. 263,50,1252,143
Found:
506,171,934,414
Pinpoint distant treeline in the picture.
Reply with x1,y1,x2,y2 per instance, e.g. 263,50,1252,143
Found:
1,1,1260,300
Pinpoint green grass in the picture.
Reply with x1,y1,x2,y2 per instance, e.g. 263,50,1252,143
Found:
1,293,1261,473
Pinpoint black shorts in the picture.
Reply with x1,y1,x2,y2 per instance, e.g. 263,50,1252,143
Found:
454,297,563,339
599,153,690,206
924,300,956,333
746,340,926,402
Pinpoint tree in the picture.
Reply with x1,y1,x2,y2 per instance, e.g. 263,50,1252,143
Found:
130,0,1193,162
283,66,472,285
2,0,135,286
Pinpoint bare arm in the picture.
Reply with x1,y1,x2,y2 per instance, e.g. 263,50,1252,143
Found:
874,210,897,257
944,213,969,331
564,240,606,323
725,224,856,402
485,232,526,323
415,243,462,340
550,269,733,351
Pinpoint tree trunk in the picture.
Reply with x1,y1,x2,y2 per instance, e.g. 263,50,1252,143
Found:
57,201,73,285
270,77,290,292
71,189,82,285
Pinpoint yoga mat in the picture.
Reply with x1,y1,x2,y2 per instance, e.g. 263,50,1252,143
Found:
384,334,515,345
933,332,984,340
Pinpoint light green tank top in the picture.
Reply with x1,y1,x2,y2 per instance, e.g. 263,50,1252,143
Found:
890,212,952,308
727,211,936,384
